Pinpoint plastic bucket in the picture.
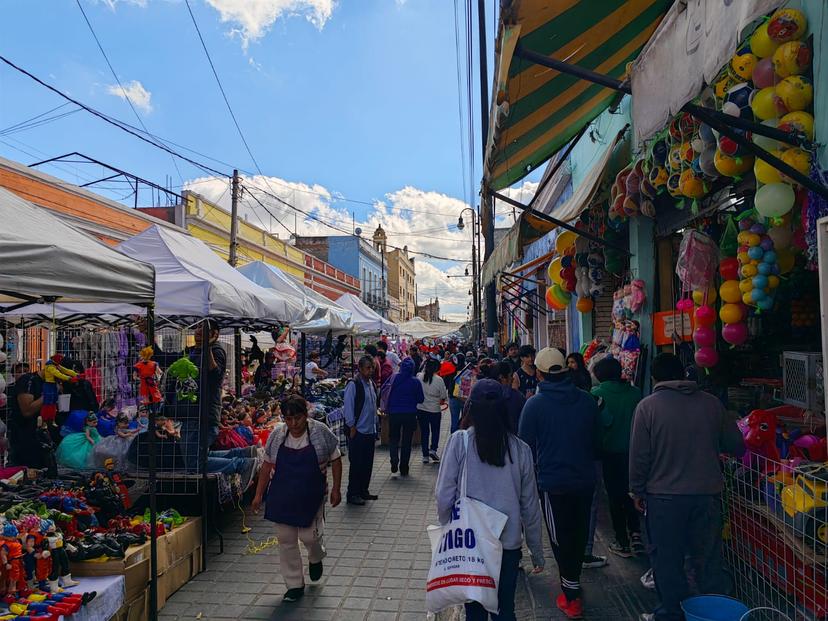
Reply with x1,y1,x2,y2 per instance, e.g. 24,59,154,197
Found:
681,595,750,621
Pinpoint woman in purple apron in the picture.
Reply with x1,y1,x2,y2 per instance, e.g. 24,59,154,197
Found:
252,395,343,603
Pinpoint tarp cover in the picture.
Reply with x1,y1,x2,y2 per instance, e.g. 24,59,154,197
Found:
631,0,781,146
335,293,398,336
398,317,463,340
238,261,353,334
116,225,306,325
0,187,155,306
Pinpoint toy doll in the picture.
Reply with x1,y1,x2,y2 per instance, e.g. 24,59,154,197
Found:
41,355,77,423
133,347,163,412
0,523,27,598
55,413,100,471
41,520,78,591
93,413,140,471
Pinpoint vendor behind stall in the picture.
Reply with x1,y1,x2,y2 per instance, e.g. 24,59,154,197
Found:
7,368,54,471
253,395,342,603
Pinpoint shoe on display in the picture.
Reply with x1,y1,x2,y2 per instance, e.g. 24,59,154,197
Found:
581,554,608,569
609,541,634,558
346,496,366,506
309,561,323,582
556,593,584,619
429,451,440,462
631,533,645,555
283,587,305,602
60,574,80,588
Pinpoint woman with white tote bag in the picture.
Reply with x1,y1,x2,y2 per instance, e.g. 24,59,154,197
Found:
431,379,545,620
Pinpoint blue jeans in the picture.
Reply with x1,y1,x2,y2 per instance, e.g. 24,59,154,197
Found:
180,421,249,475
448,397,464,433
417,411,441,457
647,494,726,621
464,548,522,621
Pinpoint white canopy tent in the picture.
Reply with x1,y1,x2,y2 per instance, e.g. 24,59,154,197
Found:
0,187,155,308
237,261,353,334
398,317,463,340
335,293,398,336
116,225,306,328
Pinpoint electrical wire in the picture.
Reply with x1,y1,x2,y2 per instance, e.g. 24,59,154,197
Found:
75,0,184,184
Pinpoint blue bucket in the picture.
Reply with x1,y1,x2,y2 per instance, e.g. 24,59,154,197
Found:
681,595,750,621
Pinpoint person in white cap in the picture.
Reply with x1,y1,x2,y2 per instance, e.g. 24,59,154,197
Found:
518,347,598,619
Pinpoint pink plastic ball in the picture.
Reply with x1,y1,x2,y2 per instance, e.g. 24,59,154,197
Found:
676,298,694,312
695,347,720,368
722,322,749,346
695,305,717,328
693,326,716,348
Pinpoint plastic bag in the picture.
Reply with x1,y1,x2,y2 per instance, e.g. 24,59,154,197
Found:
676,230,719,290
426,431,508,614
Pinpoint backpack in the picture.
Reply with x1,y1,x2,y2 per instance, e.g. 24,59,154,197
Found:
379,372,399,413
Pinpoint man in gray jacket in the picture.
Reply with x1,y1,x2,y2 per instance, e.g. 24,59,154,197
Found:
630,353,744,621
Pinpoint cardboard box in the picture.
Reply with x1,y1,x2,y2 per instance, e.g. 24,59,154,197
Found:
113,586,149,621
157,546,203,610
161,517,202,569
70,542,150,602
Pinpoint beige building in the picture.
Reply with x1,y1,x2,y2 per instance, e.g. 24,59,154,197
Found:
385,244,416,322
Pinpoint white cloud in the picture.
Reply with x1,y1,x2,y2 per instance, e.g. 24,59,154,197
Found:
183,175,477,320
204,0,335,48
106,80,153,113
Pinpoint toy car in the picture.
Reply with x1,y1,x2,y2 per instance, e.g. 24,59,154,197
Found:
780,463,828,546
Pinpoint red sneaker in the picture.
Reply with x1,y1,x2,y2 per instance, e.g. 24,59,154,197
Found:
556,593,584,619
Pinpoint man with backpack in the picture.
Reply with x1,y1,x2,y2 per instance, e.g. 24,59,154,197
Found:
344,356,379,506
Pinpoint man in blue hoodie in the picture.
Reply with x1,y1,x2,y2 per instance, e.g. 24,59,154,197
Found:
519,347,598,620
385,358,424,477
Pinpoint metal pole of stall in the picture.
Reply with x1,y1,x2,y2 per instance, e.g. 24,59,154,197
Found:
146,305,158,621
350,335,355,377
300,332,307,393
198,320,210,570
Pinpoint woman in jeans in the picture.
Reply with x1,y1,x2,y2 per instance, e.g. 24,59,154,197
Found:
417,358,448,464
435,379,545,621
385,358,424,476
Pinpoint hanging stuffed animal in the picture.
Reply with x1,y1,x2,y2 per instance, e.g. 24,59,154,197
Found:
167,357,199,403
41,354,77,423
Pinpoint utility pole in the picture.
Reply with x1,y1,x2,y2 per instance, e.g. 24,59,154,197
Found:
228,169,242,396
477,0,497,352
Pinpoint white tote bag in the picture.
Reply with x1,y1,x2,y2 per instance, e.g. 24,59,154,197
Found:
426,431,508,614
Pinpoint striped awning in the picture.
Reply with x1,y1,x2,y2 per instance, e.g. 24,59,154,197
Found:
483,0,670,191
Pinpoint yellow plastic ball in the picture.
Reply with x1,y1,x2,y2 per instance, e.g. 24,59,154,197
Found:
767,8,808,43
744,232,761,247
731,52,758,80
781,148,811,179
547,257,563,284
737,251,751,265
679,169,706,199
739,278,754,293
779,111,815,140
755,153,785,185
772,41,811,78
750,22,781,58
692,287,717,306
742,291,755,305
741,264,758,278
767,275,780,289
720,303,744,324
776,76,813,112
719,280,742,304
737,231,752,245
751,87,786,121
715,150,753,177
555,230,578,255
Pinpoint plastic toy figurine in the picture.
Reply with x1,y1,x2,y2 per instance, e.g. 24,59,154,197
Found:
40,520,78,591
133,346,163,413
738,408,781,471
41,355,77,423
0,523,28,599
21,534,50,592
167,357,199,403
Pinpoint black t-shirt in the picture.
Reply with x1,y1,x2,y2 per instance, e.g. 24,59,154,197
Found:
516,367,538,397
7,373,48,467
188,343,226,428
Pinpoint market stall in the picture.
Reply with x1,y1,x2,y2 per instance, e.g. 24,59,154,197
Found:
335,293,399,336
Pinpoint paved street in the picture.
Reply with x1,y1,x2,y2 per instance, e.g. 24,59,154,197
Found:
161,428,657,620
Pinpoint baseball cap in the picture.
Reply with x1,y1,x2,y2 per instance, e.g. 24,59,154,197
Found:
535,347,567,374
469,378,505,403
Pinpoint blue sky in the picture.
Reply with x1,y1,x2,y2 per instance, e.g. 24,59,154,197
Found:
0,0,533,320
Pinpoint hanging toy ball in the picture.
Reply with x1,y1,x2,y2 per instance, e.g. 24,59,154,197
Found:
652,139,668,165
693,326,716,348
731,53,758,80
545,287,565,311
668,145,683,171
649,165,668,188
750,22,780,58
754,152,785,185
751,57,778,89
724,82,753,117
754,182,796,218
719,257,740,281
714,151,753,177
719,280,742,304
775,75,813,112
667,173,683,198
778,111,815,141
676,298,694,313
767,8,808,44
750,86,788,120
719,302,744,324
576,297,594,313
772,41,811,78
722,322,749,346
695,304,716,327
692,287,717,307
679,169,706,199
753,119,782,151
695,347,720,368
780,148,812,181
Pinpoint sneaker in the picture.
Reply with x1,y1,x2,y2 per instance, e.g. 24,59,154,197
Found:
422,457,430,464
581,554,608,569
309,561,323,582
283,587,305,602
390,463,398,474
631,533,645,555
429,450,440,462
609,541,634,558
556,593,584,619
640,568,656,591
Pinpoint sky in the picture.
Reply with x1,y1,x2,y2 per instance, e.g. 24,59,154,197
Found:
0,0,538,322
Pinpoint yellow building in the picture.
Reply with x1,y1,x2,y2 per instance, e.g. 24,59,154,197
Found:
386,245,416,322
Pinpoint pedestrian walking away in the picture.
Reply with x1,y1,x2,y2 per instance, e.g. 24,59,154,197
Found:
519,347,598,619
343,356,379,505
252,395,343,603
384,357,424,477
435,378,544,621
417,357,448,463
630,353,745,621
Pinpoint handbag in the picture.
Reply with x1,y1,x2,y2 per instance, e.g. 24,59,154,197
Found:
425,431,508,614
